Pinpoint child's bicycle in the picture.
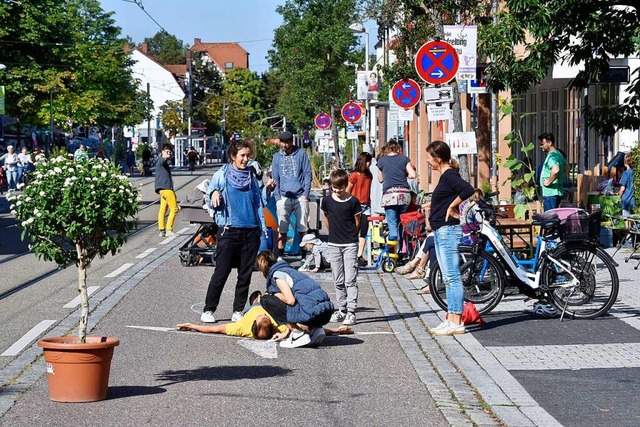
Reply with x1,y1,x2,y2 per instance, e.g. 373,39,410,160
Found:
429,192,619,320
360,215,400,272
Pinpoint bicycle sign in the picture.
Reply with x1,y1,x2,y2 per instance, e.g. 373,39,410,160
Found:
415,40,459,85
391,79,421,109
314,112,332,130
341,102,363,123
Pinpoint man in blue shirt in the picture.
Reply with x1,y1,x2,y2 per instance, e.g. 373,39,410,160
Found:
271,131,312,256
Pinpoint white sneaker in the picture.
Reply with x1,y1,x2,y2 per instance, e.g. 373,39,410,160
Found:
428,320,451,334
432,321,466,336
330,310,346,323
279,329,311,348
343,312,356,326
200,311,216,323
159,230,165,237
165,230,176,238
231,311,243,322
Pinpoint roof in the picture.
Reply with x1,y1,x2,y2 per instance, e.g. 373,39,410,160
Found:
189,39,249,71
163,64,187,77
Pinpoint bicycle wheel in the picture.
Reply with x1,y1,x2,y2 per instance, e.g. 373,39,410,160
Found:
542,242,619,319
429,248,505,315
382,255,396,273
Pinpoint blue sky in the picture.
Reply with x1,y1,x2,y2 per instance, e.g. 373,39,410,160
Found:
99,0,285,74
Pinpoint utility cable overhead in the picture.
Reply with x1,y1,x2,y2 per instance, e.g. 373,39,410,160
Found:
122,0,166,33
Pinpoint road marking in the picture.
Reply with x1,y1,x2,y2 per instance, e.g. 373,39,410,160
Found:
176,227,190,235
1,320,56,357
159,236,175,245
238,339,278,359
104,263,134,278
135,248,157,259
63,286,100,308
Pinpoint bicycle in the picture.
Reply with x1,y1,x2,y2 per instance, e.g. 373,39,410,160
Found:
429,194,619,320
359,215,400,273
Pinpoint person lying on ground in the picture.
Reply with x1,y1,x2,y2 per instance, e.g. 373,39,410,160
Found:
256,251,335,348
176,292,352,341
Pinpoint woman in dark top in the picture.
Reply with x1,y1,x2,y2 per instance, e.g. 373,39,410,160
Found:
376,139,416,241
425,140,474,336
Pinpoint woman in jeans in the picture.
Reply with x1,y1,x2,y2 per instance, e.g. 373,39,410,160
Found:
201,139,266,324
425,141,474,336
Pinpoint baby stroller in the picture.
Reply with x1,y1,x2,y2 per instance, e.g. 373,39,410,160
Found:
178,180,218,267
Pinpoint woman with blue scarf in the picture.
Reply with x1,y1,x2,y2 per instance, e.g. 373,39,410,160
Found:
201,139,266,324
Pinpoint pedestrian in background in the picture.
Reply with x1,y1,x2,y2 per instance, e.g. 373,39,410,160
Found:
73,144,89,162
377,139,415,241
538,132,566,211
619,152,635,218
17,147,32,185
155,143,178,238
125,149,136,176
346,152,373,266
425,140,474,336
201,139,265,324
322,169,362,326
271,131,312,256
0,145,19,190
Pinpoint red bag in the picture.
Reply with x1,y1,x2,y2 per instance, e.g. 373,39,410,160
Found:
400,210,425,237
447,302,484,325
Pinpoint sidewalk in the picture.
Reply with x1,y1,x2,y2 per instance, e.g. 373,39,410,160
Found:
1,230,638,426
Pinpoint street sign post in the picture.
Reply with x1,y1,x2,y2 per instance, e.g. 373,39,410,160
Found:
391,79,421,110
415,40,459,85
341,102,363,123
314,112,332,130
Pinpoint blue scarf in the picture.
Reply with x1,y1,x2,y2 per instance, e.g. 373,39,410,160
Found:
227,164,252,190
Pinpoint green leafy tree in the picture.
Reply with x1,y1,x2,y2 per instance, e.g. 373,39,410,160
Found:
8,156,139,343
160,100,187,139
223,68,267,122
142,30,187,65
268,0,362,130
189,50,224,126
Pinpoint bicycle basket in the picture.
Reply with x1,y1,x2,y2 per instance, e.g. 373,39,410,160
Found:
558,209,601,240
460,201,482,234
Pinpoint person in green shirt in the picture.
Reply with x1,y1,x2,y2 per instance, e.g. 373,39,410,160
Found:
538,132,566,211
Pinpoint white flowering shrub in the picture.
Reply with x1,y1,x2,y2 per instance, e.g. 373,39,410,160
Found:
8,155,139,342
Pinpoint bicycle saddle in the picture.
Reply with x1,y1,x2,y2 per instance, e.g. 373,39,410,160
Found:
532,211,560,227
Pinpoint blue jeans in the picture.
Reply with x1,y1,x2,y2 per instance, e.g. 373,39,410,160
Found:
434,225,464,315
543,195,562,212
384,204,408,241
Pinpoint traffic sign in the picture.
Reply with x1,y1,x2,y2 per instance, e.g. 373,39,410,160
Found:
391,79,421,109
314,112,332,130
415,40,459,85
341,102,363,123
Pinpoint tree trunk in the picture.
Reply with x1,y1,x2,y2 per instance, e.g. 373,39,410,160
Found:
77,244,89,344
452,85,470,182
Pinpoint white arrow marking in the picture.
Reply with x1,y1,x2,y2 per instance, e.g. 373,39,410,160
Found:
430,69,444,78
402,83,413,89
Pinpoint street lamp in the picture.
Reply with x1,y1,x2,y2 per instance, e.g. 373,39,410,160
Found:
349,22,371,155
0,64,7,145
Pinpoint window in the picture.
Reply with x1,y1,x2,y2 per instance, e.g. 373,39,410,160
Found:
225,62,234,69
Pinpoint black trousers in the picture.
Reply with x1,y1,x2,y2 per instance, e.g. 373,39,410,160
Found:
204,227,261,313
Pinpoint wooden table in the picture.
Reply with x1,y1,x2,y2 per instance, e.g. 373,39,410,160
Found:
495,218,535,257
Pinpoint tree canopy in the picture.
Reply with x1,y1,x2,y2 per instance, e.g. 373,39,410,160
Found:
142,30,188,65
0,0,151,131
268,0,363,130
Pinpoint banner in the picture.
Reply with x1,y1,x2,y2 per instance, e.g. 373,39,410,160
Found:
444,25,477,80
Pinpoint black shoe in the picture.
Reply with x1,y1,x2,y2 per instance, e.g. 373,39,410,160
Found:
357,257,368,267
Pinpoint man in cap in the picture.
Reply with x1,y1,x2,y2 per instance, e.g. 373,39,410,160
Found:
271,131,312,256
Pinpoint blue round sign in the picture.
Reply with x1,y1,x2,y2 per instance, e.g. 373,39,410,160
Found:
415,40,459,85
314,112,332,130
391,79,421,109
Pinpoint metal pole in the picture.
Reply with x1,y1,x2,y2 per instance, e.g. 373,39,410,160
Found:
187,51,192,144
490,0,499,191
49,90,53,155
364,29,370,154
147,82,151,149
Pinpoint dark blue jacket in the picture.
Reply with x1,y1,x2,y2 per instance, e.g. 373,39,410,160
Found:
266,261,334,324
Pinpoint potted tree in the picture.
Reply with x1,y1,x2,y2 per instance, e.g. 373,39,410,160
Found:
8,154,139,402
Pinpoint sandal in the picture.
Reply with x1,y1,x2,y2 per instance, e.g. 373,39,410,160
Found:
416,285,430,294
407,267,426,280
395,262,417,275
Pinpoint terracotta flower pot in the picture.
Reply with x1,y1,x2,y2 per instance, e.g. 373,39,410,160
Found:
37,336,119,402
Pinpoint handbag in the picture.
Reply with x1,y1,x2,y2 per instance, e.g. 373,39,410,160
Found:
447,302,484,325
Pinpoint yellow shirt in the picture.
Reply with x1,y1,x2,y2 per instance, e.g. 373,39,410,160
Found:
225,305,287,338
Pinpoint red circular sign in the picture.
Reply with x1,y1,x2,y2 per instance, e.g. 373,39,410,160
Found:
341,102,363,123
391,79,421,110
314,112,332,130
414,40,459,85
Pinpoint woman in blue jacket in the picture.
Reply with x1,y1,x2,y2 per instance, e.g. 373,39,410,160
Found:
201,139,266,324
256,251,334,348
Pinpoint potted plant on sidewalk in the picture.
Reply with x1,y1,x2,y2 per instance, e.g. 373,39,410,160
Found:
8,155,139,402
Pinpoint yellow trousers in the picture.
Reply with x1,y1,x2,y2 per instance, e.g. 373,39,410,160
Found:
158,189,178,232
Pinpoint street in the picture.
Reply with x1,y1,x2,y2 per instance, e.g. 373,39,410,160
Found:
0,169,639,426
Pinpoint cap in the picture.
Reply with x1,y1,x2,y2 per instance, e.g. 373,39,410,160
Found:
279,131,293,142
300,234,322,247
